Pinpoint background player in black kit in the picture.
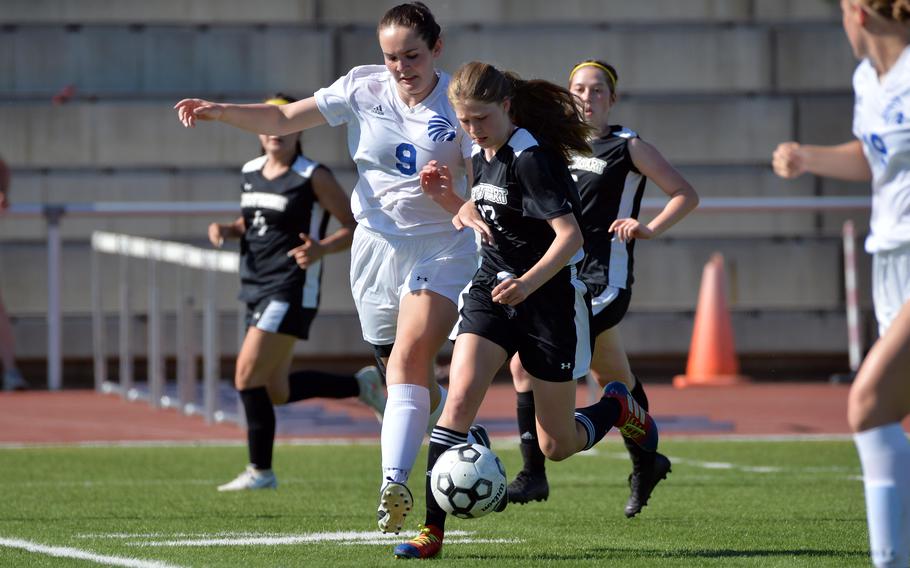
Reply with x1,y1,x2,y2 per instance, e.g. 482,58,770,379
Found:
394,62,661,560
507,60,699,517
209,95,386,492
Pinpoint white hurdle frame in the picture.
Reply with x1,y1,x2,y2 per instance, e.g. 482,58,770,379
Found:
91,231,240,423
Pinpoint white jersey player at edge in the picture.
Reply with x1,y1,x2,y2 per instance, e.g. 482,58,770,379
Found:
773,1,910,566
175,2,488,535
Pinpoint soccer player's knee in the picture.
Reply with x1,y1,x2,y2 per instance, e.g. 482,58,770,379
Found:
234,362,256,390
847,382,883,432
539,439,573,462
441,390,475,425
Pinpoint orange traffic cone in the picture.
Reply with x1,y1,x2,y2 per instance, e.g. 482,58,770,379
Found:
673,253,750,388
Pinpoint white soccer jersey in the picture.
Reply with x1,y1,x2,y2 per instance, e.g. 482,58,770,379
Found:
315,65,473,236
852,45,910,253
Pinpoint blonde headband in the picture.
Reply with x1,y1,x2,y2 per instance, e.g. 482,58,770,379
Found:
264,97,291,106
569,62,617,89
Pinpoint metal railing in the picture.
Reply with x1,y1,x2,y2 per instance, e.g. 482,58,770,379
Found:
4,196,873,392
90,231,241,423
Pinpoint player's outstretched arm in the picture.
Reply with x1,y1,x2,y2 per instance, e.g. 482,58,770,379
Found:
175,97,327,136
772,139,871,182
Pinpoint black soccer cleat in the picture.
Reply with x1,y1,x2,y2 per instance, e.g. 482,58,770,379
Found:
507,469,549,504
624,452,671,518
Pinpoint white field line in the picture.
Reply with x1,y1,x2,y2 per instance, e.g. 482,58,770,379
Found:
590,449,861,477
76,530,520,548
0,537,186,568
0,432,864,450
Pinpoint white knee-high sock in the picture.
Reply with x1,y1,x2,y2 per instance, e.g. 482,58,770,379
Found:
854,423,910,568
426,385,448,435
381,384,431,486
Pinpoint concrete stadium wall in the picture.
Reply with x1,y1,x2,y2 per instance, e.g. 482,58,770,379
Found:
0,0,876,380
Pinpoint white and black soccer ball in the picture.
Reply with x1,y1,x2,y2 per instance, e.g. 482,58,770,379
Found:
430,443,507,519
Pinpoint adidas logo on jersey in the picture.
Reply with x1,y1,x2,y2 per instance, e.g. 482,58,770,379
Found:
370,104,385,116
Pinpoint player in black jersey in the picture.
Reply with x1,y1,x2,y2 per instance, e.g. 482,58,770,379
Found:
210,95,386,492
394,62,661,560
506,60,699,517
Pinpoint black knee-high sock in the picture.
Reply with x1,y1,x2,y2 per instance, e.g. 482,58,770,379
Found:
623,377,655,468
516,391,546,473
425,426,468,532
286,370,359,403
239,386,275,470
574,396,621,451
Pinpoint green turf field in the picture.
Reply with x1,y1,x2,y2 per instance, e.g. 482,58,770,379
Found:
0,438,868,567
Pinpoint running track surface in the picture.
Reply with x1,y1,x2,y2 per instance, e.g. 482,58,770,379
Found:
3,383,907,445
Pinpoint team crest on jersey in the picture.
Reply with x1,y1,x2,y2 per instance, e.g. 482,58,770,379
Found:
472,183,508,204
427,115,456,142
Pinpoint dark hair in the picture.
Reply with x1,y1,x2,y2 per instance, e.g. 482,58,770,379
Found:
261,92,302,157
568,59,619,96
448,61,592,162
861,0,910,21
378,2,442,50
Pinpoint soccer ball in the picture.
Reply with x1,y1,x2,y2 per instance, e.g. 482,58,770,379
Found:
430,443,507,519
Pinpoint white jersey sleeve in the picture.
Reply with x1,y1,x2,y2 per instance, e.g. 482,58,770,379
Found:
314,68,360,127
852,46,910,253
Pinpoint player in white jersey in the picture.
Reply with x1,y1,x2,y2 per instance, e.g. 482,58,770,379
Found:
773,1,910,566
175,2,484,535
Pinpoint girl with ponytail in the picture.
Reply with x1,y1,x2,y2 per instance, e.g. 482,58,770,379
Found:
394,61,660,559
773,2,910,566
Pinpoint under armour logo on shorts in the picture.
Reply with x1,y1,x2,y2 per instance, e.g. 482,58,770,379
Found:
560,363,572,369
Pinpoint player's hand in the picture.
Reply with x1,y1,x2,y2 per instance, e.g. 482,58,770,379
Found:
492,275,529,306
419,160,453,197
207,222,226,248
772,142,807,179
287,233,325,269
609,218,653,242
453,200,494,245
174,98,224,128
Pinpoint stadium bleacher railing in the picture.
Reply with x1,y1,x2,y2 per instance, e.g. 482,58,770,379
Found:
4,197,872,419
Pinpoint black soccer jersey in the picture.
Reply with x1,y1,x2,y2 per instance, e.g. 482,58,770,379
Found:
470,128,584,275
572,125,647,288
238,154,330,305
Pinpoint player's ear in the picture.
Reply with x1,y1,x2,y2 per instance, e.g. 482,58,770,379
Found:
431,37,442,58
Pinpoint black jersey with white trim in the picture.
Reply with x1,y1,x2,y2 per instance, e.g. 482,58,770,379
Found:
572,125,646,288
471,128,583,275
238,154,330,304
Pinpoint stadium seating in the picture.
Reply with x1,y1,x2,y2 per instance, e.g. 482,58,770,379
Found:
0,0,873,380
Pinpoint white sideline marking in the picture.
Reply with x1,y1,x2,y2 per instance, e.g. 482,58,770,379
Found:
0,537,185,568
0,433,861,450
596,450,859,477
78,530,520,548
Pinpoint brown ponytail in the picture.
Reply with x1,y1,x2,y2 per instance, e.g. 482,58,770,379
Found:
448,61,592,162
861,0,910,21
